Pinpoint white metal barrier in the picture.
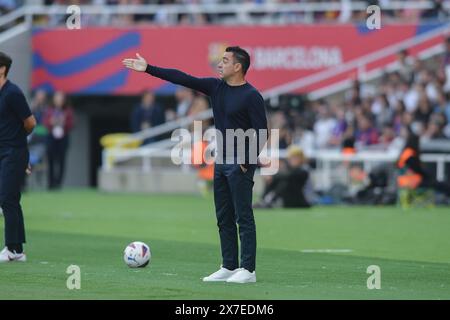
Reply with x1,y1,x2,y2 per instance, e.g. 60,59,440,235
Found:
103,141,450,190
312,150,450,190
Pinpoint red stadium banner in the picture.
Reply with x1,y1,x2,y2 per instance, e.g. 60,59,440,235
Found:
31,24,447,95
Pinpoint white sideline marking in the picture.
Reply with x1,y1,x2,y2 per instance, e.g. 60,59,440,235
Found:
301,249,353,253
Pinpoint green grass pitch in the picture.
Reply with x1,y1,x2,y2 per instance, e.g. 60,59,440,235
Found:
1,190,449,299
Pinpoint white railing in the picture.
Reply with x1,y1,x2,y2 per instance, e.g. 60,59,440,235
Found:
0,21,29,44
113,108,213,149
103,143,450,190
0,6,27,29
313,150,450,190
102,109,213,170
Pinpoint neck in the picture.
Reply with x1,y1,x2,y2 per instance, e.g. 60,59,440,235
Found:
0,77,6,89
225,74,246,86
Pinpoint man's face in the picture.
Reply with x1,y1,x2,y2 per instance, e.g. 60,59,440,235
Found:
53,91,65,108
0,66,5,79
217,52,240,79
358,117,370,130
288,155,303,168
142,92,154,107
35,90,47,104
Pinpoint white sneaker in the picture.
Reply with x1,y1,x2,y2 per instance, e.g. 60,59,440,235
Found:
226,268,256,283
0,247,27,263
203,267,240,282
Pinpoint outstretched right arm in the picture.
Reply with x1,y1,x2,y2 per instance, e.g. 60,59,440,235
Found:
123,53,219,96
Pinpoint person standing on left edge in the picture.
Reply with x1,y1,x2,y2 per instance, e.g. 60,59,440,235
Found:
0,52,36,263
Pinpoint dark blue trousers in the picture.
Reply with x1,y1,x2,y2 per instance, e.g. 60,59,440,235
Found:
46,136,69,189
0,147,28,247
213,163,257,272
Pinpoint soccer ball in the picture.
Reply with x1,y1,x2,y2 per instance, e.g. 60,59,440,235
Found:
124,241,151,268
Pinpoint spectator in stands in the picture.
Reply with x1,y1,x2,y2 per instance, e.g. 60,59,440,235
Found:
423,112,448,140
187,95,211,131
422,70,441,104
397,49,414,84
414,94,433,128
345,79,362,106
443,37,450,93
130,90,165,143
397,128,427,194
410,58,426,85
444,91,450,125
254,145,311,209
399,0,422,22
28,90,49,168
355,113,379,146
313,100,337,149
404,82,423,112
292,126,315,158
328,104,348,147
421,0,448,21
402,110,415,131
30,89,48,134
392,99,406,134
179,12,209,25
0,0,17,14
444,36,450,65
434,89,447,113
190,124,214,197
175,87,194,119
372,94,393,129
43,91,74,190
131,0,154,24
279,126,293,150
341,135,356,155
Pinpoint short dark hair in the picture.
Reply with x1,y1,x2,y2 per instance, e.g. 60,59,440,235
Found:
0,52,12,78
225,46,250,75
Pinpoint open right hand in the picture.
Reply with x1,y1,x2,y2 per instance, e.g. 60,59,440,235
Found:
122,53,147,72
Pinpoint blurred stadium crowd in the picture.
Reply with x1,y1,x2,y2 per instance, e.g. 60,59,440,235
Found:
2,0,449,26
273,40,450,156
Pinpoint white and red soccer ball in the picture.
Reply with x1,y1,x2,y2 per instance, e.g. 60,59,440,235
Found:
124,241,151,268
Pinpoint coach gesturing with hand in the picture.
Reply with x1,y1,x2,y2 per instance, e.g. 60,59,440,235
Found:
123,47,268,283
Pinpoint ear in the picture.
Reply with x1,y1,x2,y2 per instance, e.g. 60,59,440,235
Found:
233,62,242,74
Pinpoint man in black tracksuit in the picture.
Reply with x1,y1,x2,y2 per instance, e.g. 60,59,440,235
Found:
0,52,36,263
123,47,268,283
